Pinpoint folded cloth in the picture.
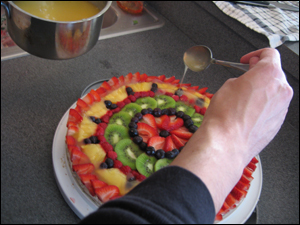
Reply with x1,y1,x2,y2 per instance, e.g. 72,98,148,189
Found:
213,1,299,48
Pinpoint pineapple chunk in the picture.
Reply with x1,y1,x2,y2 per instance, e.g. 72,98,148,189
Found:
77,116,97,142
85,101,108,118
104,86,127,103
157,83,178,94
81,144,106,167
95,168,140,195
128,82,152,92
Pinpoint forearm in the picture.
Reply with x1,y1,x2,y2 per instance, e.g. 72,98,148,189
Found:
171,118,246,213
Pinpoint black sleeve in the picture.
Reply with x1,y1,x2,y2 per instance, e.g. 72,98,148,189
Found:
80,166,215,224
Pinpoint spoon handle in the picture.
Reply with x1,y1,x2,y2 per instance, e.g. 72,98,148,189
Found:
212,59,249,72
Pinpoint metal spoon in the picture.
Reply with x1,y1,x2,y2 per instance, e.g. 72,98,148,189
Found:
183,45,249,72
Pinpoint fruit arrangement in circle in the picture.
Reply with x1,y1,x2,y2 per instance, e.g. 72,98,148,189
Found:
65,72,258,222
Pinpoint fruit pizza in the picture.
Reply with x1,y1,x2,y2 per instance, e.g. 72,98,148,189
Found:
65,72,259,222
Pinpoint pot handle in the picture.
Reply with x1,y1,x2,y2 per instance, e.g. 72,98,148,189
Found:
1,2,10,18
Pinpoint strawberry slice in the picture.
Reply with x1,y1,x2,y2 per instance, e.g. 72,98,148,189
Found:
155,115,170,130
230,186,247,203
132,72,141,82
70,147,90,165
225,193,237,208
66,136,77,146
240,174,253,184
148,136,165,150
82,93,94,105
198,87,208,94
170,134,187,149
158,75,166,81
243,167,253,178
108,77,119,88
219,201,230,215
164,76,176,83
163,116,184,131
140,73,148,82
163,136,176,152
67,125,79,136
90,89,101,102
137,123,159,143
67,109,83,126
170,127,193,139
118,75,125,86
72,163,95,175
91,179,108,190
171,79,180,84
95,87,107,96
142,114,157,130
251,157,259,164
246,162,257,171
236,180,250,191
79,174,98,196
76,98,89,112
101,81,112,91
95,185,120,203
125,72,133,83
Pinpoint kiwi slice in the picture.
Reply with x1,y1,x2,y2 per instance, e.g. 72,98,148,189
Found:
115,139,143,170
108,112,132,127
154,158,174,172
120,103,142,117
135,97,157,109
175,102,195,117
136,153,157,177
104,124,130,147
191,113,204,127
155,95,176,110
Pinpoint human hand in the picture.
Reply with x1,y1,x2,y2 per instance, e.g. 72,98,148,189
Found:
171,48,293,212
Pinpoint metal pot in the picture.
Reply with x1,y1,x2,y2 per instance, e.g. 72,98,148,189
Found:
1,1,112,59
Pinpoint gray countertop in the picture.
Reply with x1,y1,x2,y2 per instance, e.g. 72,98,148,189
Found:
1,1,299,224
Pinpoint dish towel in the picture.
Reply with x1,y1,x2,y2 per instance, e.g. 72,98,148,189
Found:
213,1,299,48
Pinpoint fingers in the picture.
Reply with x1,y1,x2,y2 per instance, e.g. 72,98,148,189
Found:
249,56,260,69
240,48,280,64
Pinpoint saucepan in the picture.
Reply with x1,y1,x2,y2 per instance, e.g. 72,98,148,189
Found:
1,1,112,59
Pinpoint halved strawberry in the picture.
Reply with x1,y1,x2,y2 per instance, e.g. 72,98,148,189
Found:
70,147,90,165
90,89,101,102
246,162,257,171
101,81,112,91
189,86,199,91
163,116,184,131
76,98,89,112
108,77,119,88
82,93,94,105
219,201,230,215
198,87,208,94
164,76,176,83
142,114,157,130
125,72,133,83
236,180,250,191
240,174,253,184
132,72,140,82
67,125,79,136
171,79,180,84
171,134,187,149
243,167,253,178
157,75,166,81
170,127,193,140
95,185,120,203
67,109,83,126
251,157,259,164
148,136,165,150
91,179,107,190
95,87,107,96
72,163,95,175
118,75,125,86
140,73,148,82
230,186,247,203
215,213,223,221
146,76,159,82
225,193,237,208
163,136,176,152
66,136,77,146
137,123,159,143
79,174,98,196
155,115,170,130
205,92,213,99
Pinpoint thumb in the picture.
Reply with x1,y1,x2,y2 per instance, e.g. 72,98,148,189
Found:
249,56,260,70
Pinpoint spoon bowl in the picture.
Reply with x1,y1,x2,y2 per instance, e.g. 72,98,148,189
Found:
183,45,249,72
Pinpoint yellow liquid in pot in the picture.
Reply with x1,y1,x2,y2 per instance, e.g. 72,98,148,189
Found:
13,1,102,21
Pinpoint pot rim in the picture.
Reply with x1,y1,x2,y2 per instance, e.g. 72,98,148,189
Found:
8,1,112,24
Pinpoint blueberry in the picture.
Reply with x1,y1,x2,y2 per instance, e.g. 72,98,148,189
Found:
188,125,198,133
159,130,170,137
161,109,169,115
172,149,180,157
129,128,138,137
126,87,133,94
89,116,96,122
184,119,194,127
153,108,162,117
128,122,138,129
100,162,108,169
95,118,102,124
104,100,112,108
105,158,114,168
141,109,149,115
152,83,158,88
131,117,139,123
146,146,155,156
155,149,165,159
151,87,157,93
90,136,99,144
135,113,143,120
182,114,191,121
84,138,92,144
165,151,175,159
133,136,143,144
110,104,118,109
168,108,176,115
139,142,147,150
147,108,153,115
176,111,184,118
